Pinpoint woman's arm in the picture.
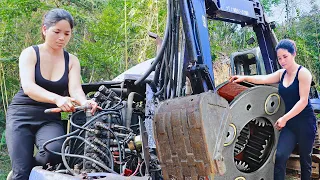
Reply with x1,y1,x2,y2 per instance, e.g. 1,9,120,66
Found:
20,47,62,104
282,68,312,121
230,69,284,84
68,54,99,114
68,54,87,105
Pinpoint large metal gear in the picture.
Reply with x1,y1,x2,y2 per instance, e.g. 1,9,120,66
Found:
215,82,285,179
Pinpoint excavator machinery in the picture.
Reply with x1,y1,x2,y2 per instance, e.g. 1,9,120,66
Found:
25,0,287,180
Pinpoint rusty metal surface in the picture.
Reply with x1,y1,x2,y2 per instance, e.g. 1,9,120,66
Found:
217,82,248,103
153,91,231,180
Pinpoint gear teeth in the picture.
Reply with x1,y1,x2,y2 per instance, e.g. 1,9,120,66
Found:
262,139,267,148
234,124,250,156
236,118,274,173
254,118,266,127
235,160,249,171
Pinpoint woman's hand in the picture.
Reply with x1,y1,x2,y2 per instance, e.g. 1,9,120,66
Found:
54,96,76,112
229,75,246,83
274,117,287,130
82,99,101,115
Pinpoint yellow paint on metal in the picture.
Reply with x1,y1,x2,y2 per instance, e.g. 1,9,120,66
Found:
224,123,237,146
265,93,280,115
235,177,246,180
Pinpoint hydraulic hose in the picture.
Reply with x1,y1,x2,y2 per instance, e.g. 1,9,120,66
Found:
60,136,117,175
134,0,171,85
43,111,123,170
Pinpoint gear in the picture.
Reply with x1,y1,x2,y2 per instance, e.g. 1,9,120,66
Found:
235,160,249,171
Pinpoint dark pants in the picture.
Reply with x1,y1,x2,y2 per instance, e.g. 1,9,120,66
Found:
274,124,316,180
6,105,65,180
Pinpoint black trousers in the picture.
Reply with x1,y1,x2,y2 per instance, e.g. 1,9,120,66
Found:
274,118,316,180
6,105,65,180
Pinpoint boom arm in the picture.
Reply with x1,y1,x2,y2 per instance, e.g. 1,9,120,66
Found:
176,0,280,96
206,0,280,69
135,0,279,98
209,0,280,73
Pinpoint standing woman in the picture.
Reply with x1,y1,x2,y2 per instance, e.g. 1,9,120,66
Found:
6,9,98,179
230,39,317,180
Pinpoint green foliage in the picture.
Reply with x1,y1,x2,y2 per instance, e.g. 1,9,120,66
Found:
208,21,259,62
76,0,167,82
206,0,281,61
0,0,44,21
260,0,281,12
0,0,167,131
274,4,320,84
0,131,5,149
0,147,11,179
0,0,45,59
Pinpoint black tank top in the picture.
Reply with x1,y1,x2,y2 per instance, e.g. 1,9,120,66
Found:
278,66,314,120
10,46,69,108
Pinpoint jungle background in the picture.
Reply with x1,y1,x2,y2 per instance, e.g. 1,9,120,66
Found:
0,0,319,179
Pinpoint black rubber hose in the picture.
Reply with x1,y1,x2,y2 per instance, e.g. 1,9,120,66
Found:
166,18,173,99
43,111,120,158
172,1,180,98
61,136,117,174
163,55,169,99
179,0,199,63
154,86,164,97
163,39,173,99
69,111,123,170
168,0,177,98
42,111,99,152
134,0,171,85
168,21,177,99
153,58,162,86
44,111,123,173
70,111,120,131
158,53,166,89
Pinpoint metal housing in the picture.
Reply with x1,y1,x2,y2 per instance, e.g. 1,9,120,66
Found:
215,85,285,179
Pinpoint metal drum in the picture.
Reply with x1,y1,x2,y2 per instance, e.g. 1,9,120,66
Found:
215,82,285,180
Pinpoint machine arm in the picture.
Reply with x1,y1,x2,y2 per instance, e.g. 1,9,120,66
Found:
205,0,280,73
179,0,279,95
135,0,279,98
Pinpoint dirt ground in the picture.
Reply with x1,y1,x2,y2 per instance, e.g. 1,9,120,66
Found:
286,171,301,180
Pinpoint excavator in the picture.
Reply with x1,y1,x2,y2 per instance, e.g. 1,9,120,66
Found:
21,0,289,180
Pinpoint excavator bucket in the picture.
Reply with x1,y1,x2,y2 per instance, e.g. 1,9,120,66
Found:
153,91,231,180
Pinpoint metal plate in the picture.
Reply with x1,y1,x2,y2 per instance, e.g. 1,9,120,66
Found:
154,91,231,179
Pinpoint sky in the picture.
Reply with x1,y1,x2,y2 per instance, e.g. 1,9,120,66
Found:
269,0,320,23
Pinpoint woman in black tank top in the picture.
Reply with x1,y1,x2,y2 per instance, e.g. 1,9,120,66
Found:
230,39,317,180
6,9,99,180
